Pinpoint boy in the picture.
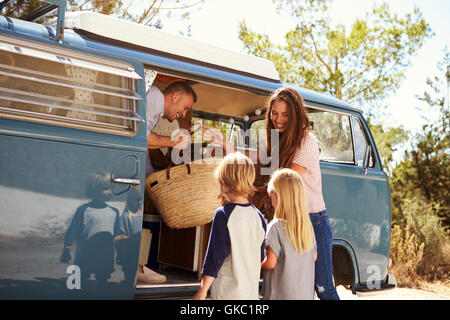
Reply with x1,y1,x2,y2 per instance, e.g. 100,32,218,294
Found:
193,152,267,300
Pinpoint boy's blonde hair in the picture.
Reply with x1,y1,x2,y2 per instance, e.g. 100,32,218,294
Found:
267,168,315,253
215,152,255,197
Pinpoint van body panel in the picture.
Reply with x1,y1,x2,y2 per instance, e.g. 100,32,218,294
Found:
1,23,148,298
321,161,390,284
0,127,147,299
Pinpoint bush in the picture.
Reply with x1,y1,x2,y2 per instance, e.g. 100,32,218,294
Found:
390,224,425,286
401,197,449,280
390,196,449,285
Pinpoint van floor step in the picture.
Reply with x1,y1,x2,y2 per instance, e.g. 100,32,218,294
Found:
134,267,200,299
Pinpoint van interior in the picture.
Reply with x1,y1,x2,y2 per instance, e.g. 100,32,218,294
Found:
136,71,271,298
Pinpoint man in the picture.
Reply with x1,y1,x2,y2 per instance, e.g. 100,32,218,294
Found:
145,81,197,175
139,81,197,284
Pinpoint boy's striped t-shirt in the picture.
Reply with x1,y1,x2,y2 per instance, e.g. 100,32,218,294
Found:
202,202,267,300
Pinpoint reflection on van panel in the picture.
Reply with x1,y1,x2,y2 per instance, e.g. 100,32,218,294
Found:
0,4,393,299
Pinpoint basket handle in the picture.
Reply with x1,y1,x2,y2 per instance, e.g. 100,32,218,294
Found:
166,162,191,180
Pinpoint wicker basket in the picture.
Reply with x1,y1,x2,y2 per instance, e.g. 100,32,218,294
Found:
146,158,222,229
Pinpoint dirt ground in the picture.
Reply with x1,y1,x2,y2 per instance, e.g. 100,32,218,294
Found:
337,281,450,300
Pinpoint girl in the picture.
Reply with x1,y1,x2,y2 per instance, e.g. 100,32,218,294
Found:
205,87,340,299
262,168,317,300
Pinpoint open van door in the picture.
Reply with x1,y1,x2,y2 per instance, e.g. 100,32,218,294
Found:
0,34,148,299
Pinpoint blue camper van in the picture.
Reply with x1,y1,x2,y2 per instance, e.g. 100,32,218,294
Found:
0,1,395,299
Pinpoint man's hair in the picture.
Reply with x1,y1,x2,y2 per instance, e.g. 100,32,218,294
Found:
163,81,197,103
215,152,255,197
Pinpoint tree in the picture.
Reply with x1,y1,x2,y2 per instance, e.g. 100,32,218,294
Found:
367,119,409,173
391,48,450,227
238,0,432,112
238,0,433,171
1,0,205,33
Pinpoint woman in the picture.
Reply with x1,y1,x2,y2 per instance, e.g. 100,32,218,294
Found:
205,87,339,300
265,87,339,300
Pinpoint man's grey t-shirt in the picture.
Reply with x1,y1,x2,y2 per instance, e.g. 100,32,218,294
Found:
145,86,164,176
263,218,316,300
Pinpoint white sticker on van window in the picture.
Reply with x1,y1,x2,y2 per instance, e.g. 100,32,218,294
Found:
65,65,98,121
144,69,158,92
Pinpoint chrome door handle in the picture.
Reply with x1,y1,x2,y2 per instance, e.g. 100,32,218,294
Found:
112,178,141,185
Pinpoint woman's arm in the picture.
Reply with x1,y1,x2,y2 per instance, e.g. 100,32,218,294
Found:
261,246,278,270
290,162,307,176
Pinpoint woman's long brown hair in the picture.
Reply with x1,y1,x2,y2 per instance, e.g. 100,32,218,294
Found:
265,87,310,169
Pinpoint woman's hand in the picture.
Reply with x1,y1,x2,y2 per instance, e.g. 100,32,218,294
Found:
202,126,235,154
202,126,225,145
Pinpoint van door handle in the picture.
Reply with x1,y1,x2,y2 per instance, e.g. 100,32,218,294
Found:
112,178,141,185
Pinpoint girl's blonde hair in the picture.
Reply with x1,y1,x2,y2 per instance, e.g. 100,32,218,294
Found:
215,152,255,197
267,168,315,253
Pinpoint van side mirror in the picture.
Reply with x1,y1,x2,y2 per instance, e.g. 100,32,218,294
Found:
362,145,372,175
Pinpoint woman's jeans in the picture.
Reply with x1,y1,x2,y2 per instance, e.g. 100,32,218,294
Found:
310,210,340,300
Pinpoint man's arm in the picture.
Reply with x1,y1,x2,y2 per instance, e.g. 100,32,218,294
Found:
147,132,176,149
147,131,190,150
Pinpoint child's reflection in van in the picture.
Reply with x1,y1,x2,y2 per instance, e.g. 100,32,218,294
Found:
116,186,167,285
60,171,120,294
115,186,143,286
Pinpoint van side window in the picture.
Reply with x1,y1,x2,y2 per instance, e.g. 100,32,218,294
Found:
0,36,143,136
249,119,265,149
308,110,353,164
249,109,357,165
192,117,243,147
351,116,374,168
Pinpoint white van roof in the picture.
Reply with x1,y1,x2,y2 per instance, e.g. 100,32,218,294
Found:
63,11,281,82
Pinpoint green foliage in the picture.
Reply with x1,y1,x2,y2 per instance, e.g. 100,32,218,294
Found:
1,0,120,18
1,0,42,18
1,0,204,30
367,118,409,172
391,48,450,226
238,0,432,174
239,0,433,109
391,196,449,282
389,49,449,282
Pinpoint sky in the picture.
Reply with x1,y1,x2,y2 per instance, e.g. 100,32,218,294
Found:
161,0,449,138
